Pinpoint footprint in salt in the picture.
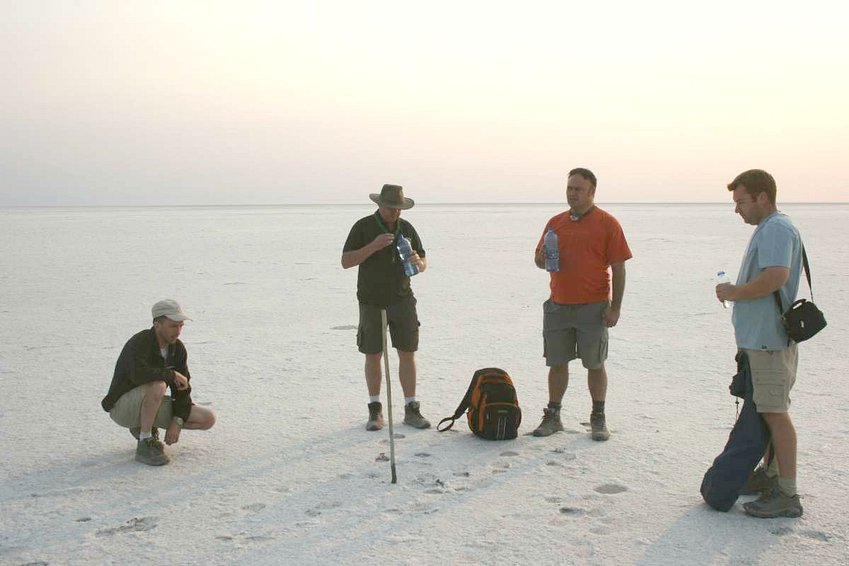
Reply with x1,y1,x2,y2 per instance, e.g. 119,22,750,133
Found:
95,516,158,537
379,433,406,444
594,483,628,495
798,530,832,542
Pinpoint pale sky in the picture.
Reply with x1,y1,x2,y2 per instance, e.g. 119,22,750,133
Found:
2,0,847,205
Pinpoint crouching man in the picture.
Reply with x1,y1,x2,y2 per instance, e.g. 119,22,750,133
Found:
101,299,216,465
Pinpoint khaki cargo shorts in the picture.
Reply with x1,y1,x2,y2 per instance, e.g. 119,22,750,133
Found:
543,299,608,369
109,384,174,429
744,344,798,413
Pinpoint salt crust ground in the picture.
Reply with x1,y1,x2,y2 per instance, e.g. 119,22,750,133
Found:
1,204,847,565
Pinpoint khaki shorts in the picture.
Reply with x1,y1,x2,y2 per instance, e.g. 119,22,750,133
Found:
543,300,608,369
109,384,174,429
744,344,798,413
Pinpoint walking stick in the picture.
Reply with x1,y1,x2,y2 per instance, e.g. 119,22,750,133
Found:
381,309,398,484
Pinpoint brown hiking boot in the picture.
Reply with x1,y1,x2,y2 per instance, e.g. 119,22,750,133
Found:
403,402,431,429
590,412,610,441
743,487,803,518
739,466,778,495
366,402,384,431
532,408,564,437
135,438,169,466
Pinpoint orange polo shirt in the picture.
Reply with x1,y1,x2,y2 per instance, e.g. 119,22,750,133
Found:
535,206,632,304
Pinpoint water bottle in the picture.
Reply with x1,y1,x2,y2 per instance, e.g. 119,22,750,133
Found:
544,227,559,272
716,270,730,309
397,235,419,277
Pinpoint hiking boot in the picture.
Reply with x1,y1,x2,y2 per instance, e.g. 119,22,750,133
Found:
590,412,610,441
532,408,564,437
403,402,431,429
366,402,384,431
129,427,159,441
135,437,169,466
743,487,803,518
739,466,779,496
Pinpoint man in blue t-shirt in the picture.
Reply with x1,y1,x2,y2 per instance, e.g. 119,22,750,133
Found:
716,169,804,518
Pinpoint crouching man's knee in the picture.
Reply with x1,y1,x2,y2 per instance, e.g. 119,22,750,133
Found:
190,406,216,430
143,380,168,400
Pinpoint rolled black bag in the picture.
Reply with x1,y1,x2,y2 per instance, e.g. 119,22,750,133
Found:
701,352,771,512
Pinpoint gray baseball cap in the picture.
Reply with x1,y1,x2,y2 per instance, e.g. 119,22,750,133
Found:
152,299,191,322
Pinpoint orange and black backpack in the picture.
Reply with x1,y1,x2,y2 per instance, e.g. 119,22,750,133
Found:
437,368,521,440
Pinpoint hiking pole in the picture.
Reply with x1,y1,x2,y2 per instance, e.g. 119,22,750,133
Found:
381,309,398,484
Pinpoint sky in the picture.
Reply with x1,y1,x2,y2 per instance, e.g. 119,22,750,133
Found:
2,0,847,205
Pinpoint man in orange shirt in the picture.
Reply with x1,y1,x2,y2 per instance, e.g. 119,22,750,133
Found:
532,168,633,440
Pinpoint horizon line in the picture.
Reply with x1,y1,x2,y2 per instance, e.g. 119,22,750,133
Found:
2,201,848,208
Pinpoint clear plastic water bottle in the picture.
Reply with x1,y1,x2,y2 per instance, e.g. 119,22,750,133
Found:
716,270,730,308
544,227,559,272
397,235,419,277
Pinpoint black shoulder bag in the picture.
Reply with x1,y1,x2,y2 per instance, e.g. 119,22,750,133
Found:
774,247,826,343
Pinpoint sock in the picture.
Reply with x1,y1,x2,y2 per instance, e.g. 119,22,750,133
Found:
405,396,417,405
369,395,380,404
765,457,780,478
139,431,152,441
777,477,797,497
547,401,561,414
592,401,605,415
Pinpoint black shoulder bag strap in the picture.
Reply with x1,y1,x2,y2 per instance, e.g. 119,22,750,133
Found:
773,245,814,313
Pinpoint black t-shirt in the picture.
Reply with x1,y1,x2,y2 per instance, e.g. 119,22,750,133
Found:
343,212,426,306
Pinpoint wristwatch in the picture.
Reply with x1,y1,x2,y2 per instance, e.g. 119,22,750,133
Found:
173,417,184,427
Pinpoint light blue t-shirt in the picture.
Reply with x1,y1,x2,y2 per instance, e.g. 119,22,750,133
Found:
732,212,803,350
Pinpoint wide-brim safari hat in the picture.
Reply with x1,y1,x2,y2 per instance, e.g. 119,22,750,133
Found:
369,184,414,210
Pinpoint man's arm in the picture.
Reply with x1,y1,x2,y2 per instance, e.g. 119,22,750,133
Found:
409,253,427,273
534,247,545,269
604,262,626,327
169,345,193,422
129,340,177,388
716,266,789,303
341,233,395,269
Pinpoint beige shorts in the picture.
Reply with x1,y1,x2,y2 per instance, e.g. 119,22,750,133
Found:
109,384,174,429
543,300,608,369
744,344,798,414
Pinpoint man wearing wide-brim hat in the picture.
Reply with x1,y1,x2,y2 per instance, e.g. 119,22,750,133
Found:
341,184,431,431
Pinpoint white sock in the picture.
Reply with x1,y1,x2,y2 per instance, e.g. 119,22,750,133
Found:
139,431,152,441
405,396,417,405
369,395,380,403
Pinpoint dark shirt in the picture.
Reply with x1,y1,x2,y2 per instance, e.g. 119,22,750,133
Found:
343,212,426,306
101,327,193,422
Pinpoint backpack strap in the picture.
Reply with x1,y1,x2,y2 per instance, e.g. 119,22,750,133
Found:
437,373,480,432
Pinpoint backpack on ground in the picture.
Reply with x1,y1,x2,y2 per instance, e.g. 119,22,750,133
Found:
437,368,521,440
